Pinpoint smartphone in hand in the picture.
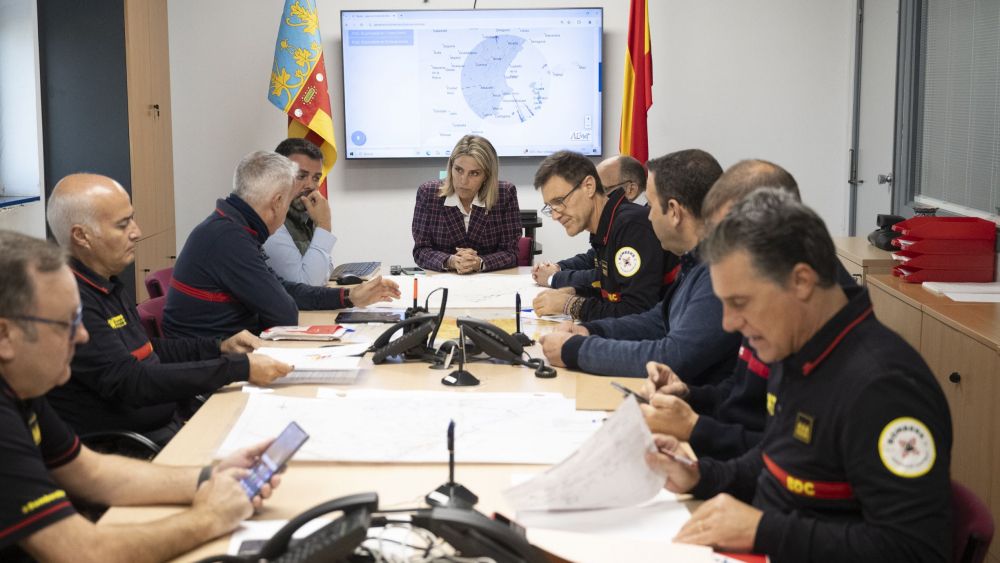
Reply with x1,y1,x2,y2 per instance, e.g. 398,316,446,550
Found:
240,422,309,498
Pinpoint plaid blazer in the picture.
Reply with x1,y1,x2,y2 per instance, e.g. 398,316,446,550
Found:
411,180,521,271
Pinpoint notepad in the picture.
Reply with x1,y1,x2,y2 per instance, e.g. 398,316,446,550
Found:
254,347,366,384
260,325,348,341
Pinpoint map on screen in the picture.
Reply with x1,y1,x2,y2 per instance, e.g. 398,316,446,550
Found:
341,9,603,159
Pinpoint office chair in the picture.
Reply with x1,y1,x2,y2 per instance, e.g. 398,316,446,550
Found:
144,267,173,299
517,236,534,267
952,480,994,563
137,296,166,339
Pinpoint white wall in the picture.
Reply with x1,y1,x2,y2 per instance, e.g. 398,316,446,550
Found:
0,0,46,238
167,0,854,265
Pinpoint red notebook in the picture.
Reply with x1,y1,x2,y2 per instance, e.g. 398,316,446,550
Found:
260,325,348,341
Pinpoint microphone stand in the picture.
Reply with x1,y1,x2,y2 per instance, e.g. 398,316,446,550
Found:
425,420,478,509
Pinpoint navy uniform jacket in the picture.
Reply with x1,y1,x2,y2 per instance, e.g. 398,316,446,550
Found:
685,265,859,460
46,259,250,436
0,378,80,563
164,195,351,339
573,188,668,321
693,287,952,562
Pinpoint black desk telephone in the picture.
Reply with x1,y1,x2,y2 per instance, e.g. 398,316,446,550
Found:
455,317,556,378
197,492,546,563
368,314,439,364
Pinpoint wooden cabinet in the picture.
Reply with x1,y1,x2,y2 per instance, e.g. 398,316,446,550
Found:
126,0,176,301
868,274,1000,562
832,236,895,286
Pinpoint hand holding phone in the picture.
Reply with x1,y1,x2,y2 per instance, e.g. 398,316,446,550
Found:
240,422,309,498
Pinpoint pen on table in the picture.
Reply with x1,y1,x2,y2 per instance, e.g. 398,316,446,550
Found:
413,277,418,309
610,381,650,405
515,292,522,333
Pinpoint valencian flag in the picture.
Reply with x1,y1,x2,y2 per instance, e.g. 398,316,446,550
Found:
619,0,652,164
269,0,337,195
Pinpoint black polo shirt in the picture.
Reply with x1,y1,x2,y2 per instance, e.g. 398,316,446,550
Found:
693,287,952,562
46,259,250,437
576,188,669,321
0,377,80,562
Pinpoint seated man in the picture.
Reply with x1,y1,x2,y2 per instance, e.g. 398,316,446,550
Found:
539,149,740,385
44,174,292,445
164,151,400,339
648,189,951,562
532,154,661,289
0,230,280,562
531,151,668,321
263,138,335,286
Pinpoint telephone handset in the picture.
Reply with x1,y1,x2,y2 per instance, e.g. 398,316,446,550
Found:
255,492,378,562
369,314,437,364
456,317,556,378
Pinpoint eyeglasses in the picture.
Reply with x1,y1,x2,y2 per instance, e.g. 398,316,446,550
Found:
9,304,84,342
541,178,585,217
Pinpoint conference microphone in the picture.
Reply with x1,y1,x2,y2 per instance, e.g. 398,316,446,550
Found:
425,419,479,509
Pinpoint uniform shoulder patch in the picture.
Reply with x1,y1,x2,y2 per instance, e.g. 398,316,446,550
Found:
878,416,936,478
614,247,641,277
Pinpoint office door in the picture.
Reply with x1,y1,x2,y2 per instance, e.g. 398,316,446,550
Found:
849,0,898,235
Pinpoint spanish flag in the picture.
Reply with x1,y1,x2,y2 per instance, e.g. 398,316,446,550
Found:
619,0,652,164
268,0,337,195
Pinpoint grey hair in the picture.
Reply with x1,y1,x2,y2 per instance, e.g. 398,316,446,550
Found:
232,151,298,206
46,177,106,247
702,187,838,288
0,231,67,325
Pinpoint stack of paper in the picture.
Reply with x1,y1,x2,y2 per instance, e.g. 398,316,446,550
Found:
922,281,1000,303
260,325,348,341
254,345,369,384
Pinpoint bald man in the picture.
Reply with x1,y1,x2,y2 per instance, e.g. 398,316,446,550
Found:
45,174,291,446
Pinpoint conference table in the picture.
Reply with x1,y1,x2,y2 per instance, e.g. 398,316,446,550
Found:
99,267,699,561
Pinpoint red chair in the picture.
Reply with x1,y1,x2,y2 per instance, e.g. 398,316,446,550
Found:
136,296,166,339
144,267,173,299
952,480,994,563
517,236,534,267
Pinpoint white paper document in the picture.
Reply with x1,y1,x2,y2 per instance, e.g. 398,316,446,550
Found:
254,346,369,384
502,396,666,511
216,391,603,464
923,281,1000,295
373,273,545,309
944,292,1000,303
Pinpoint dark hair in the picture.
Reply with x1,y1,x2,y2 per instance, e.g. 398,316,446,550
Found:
618,155,647,192
534,151,604,194
274,138,323,162
0,231,67,325
646,149,723,219
702,159,800,221
702,188,838,288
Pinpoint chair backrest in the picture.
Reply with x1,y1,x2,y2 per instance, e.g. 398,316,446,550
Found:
517,236,533,267
136,296,166,339
144,267,173,299
952,480,994,563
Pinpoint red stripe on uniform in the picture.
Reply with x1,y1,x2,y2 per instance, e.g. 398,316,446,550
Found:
44,436,80,468
662,264,680,286
738,346,770,379
70,268,110,295
763,453,854,500
0,500,73,541
169,278,236,303
601,194,628,245
802,307,873,376
130,341,154,361
215,208,258,237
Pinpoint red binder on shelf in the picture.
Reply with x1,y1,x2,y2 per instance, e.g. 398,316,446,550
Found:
888,216,996,283
891,216,996,239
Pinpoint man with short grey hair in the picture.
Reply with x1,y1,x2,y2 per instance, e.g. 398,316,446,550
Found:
648,188,952,561
164,151,399,339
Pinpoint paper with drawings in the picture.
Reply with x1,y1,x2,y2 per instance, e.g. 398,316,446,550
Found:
372,273,546,309
253,346,370,384
502,396,666,511
216,391,603,464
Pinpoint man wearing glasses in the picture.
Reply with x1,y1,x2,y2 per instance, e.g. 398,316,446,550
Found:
531,155,669,291
531,151,668,321
44,174,292,446
0,230,281,562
